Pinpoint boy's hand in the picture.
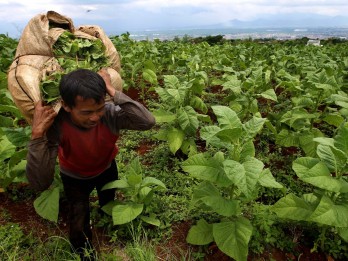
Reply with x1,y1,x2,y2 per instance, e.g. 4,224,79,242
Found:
98,68,116,97
31,101,57,139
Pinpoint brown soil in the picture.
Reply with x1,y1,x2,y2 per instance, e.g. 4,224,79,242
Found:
0,190,330,261
122,86,158,106
0,87,331,261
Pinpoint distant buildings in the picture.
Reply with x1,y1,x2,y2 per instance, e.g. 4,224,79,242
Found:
307,39,322,46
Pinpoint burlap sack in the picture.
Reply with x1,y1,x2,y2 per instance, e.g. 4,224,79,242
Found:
7,10,122,124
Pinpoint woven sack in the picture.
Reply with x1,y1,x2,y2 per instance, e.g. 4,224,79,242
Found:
8,11,122,124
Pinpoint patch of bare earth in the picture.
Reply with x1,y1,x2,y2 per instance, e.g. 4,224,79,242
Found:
0,189,332,261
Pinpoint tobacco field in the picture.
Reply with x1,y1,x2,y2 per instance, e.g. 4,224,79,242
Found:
1,33,348,260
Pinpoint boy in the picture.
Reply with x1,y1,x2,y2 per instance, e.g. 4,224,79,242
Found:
26,68,155,260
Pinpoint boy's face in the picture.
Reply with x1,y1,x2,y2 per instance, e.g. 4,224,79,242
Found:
62,96,105,129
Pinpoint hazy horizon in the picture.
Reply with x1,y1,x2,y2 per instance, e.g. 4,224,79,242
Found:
1,1,348,38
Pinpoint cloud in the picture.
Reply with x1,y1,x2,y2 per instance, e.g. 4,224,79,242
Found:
104,0,348,21
0,0,348,38
1,0,348,23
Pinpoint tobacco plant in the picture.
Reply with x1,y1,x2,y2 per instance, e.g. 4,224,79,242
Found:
182,105,283,261
152,74,209,155
102,157,166,227
0,69,30,189
272,122,348,253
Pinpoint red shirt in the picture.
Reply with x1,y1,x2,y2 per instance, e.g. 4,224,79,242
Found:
58,120,119,177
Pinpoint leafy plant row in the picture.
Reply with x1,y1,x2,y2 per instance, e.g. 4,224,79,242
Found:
109,34,348,259
2,32,348,259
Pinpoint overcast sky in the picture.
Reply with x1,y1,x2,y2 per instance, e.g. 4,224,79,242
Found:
1,0,348,38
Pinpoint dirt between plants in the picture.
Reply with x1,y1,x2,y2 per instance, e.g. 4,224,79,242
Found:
0,190,330,261
0,87,331,260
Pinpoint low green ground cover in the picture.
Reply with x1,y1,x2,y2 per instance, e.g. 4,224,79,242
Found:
1,33,348,260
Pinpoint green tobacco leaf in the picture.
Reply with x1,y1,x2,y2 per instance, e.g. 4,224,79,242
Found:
127,157,143,177
249,98,259,114
323,113,344,128
229,102,243,114
223,157,263,198
181,138,198,156
140,215,160,226
242,157,264,198
167,127,185,154
192,181,220,203
9,160,27,182
299,129,323,157
213,151,225,163
112,203,144,225
212,106,242,130
293,97,314,107
264,120,277,135
102,179,130,190
243,116,266,140
142,177,166,189
155,87,170,103
152,109,176,123
190,96,208,114
258,168,283,188
41,80,60,96
191,76,206,95
222,77,242,94
0,115,14,127
213,218,253,261
309,194,348,227
177,106,199,135
240,140,255,161
101,201,116,216
139,187,153,204
167,88,185,105
316,144,347,175
46,31,109,104
335,101,348,109
338,228,348,242
0,136,16,161
313,137,335,147
127,173,143,187
163,75,180,89
272,193,314,221
223,160,245,185
142,68,157,85
0,105,23,119
276,129,299,147
186,219,214,245
216,128,243,143
34,186,60,223
334,123,348,155
182,153,232,187
197,113,211,123
260,89,277,102
192,181,240,216
280,109,316,128
153,128,169,141
2,127,30,147
200,126,231,149
209,197,240,217
8,149,27,170
293,157,348,192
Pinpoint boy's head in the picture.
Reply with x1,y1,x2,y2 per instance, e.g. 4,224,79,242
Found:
59,69,107,129
59,69,106,108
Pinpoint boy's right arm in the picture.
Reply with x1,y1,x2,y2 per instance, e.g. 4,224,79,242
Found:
26,101,59,191
26,136,58,191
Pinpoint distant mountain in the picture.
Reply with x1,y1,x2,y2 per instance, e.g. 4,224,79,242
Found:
205,13,348,29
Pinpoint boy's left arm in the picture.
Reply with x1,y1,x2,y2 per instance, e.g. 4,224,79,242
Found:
99,68,156,132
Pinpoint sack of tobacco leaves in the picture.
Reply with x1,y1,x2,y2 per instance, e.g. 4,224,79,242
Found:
7,11,122,124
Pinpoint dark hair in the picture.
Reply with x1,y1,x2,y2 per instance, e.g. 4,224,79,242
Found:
59,69,106,108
